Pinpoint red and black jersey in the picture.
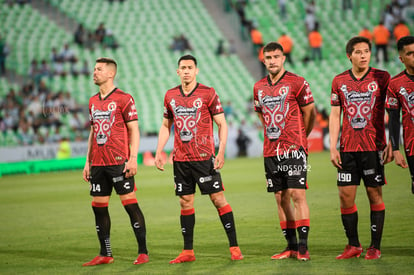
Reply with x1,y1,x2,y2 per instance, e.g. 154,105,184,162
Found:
331,67,390,152
89,88,138,166
253,71,314,157
163,83,223,162
386,71,414,156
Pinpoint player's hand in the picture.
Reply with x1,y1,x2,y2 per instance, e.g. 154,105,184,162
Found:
154,153,165,171
393,150,408,168
330,148,342,169
83,162,90,182
124,158,137,178
214,153,225,170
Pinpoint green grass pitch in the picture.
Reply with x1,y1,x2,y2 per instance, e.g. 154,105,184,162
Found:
1,151,413,274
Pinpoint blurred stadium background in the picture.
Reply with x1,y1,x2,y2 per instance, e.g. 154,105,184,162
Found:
0,0,413,175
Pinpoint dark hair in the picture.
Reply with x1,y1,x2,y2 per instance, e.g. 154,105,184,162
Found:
263,42,284,54
346,36,371,55
95,57,117,69
178,55,197,66
397,36,414,52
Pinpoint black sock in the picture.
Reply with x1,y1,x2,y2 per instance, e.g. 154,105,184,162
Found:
286,228,298,251
219,212,238,247
296,219,310,253
92,204,112,257
124,202,148,254
341,210,360,247
181,209,195,250
370,203,385,250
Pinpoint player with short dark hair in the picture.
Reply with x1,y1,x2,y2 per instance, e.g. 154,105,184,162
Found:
254,42,316,261
154,54,243,263
330,37,391,260
82,57,148,266
386,35,414,193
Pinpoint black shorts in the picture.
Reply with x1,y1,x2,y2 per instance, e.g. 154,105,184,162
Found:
264,150,308,193
173,156,223,196
89,165,135,196
337,151,385,187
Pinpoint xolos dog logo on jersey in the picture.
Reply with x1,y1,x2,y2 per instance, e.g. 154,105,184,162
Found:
258,87,289,140
342,83,376,130
91,103,116,146
170,98,202,143
399,87,414,124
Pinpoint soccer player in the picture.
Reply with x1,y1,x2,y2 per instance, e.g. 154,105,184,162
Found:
253,42,316,261
329,37,391,260
386,36,414,194
82,57,148,266
154,54,243,263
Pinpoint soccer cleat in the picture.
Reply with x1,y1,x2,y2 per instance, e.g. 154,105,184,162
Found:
133,253,149,265
82,255,114,266
169,250,196,264
230,246,244,260
336,245,363,259
365,246,381,260
297,250,310,261
271,247,298,260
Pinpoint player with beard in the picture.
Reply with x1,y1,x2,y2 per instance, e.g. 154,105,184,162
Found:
154,55,243,263
330,37,391,260
386,36,414,194
253,42,316,261
82,57,148,266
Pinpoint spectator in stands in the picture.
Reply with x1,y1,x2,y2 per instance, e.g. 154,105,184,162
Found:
250,27,264,53
60,43,77,63
342,0,352,10
393,19,410,42
278,0,287,20
17,118,35,145
359,26,373,41
37,80,50,98
258,44,266,77
304,0,316,34
308,24,323,61
216,39,226,56
79,60,91,77
39,59,51,79
373,20,390,63
278,33,294,65
0,34,9,76
84,32,96,51
53,58,67,77
28,59,42,85
102,29,119,50
169,34,192,53
236,128,251,157
383,5,396,33
74,24,87,46
95,22,106,44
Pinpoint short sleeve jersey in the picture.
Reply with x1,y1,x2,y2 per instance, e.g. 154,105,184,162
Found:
331,68,390,152
253,71,314,157
385,71,414,156
89,88,138,166
163,83,224,162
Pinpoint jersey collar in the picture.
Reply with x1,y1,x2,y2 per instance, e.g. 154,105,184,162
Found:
267,71,287,86
349,67,371,81
99,87,117,100
405,70,414,82
180,83,199,97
